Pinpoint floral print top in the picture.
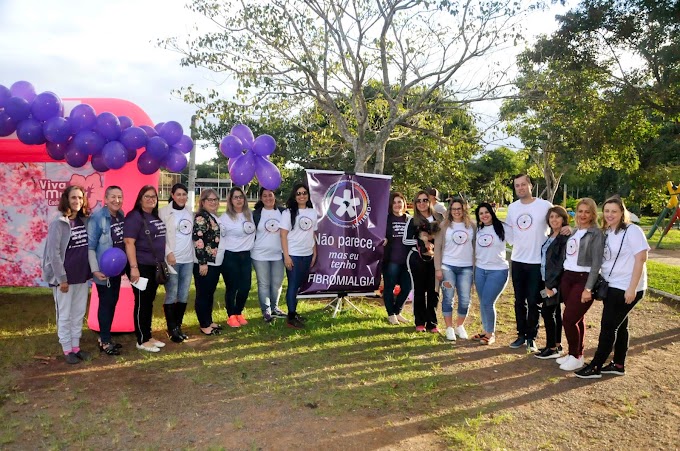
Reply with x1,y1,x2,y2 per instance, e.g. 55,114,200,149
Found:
193,210,221,265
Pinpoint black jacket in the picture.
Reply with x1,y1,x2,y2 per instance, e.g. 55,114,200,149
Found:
544,234,568,290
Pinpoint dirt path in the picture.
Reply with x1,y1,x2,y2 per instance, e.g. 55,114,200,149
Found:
3,297,679,450
648,248,680,267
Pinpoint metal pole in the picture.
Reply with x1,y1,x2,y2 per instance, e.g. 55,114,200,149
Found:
188,114,198,212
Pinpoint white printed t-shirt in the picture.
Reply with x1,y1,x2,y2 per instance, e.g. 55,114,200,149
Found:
601,224,650,292
441,223,474,267
251,208,283,261
506,198,552,264
218,212,256,252
280,208,317,257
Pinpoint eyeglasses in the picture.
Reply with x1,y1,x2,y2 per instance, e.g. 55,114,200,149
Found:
416,198,429,203
232,195,245,200
296,191,308,196
451,207,463,211
143,195,157,200
204,198,219,202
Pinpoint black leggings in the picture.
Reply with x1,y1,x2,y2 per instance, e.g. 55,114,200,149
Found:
591,287,643,367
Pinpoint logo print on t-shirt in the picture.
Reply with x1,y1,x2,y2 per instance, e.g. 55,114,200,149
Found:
517,213,533,231
603,243,612,261
298,216,313,231
264,219,280,233
243,221,256,235
452,230,468,245
566,238,578,256
477,233,493,247
178,218,193,235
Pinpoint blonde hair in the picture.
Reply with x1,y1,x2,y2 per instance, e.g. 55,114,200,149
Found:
226,187,252,221
576,197,600,228
442,196,473,229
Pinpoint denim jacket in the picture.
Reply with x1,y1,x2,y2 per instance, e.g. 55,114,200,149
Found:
87,206,125,285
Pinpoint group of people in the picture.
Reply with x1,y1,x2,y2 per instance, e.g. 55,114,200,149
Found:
42,182,317,361
42,175,650,378
384,175,650,379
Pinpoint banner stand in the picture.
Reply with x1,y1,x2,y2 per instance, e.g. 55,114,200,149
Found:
323,292,364,318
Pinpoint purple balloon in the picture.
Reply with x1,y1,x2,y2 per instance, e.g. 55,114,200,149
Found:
90,152,110,172
137,150,161,175
101,141,127,170
46,141,69,160
73,130,106,155
154,122,165,132
174,134,194,154
159,121,183,146
65,143,89,168
254,155,282,190
230,124,254,146
99,247,127,277
220,135,244,158
228,156,238,172
139,125,157,138
119,126,148,151
31,92,63,122
163,149,188,172
146,136,169,160
0,112,17,137
16,119,46,145
229,150,256,185
69,104,97,133
95,112,122,141
5,97,31,121
252,134,277,157
118,115,133,130
0,85,10,108
10,81,37,102
43,117,72,144
125,147,138,162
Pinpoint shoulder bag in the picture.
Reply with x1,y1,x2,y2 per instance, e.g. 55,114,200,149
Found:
593,227,627,301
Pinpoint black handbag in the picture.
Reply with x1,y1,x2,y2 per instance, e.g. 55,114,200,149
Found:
592,228,627,301
142,216,169,285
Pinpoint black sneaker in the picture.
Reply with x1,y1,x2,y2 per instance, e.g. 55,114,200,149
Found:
509,336,525,349
294,314,307,323
287,317,305,329
535,347,561,360
575,363,602,379
263,312,274,324
65,352,80,364
526,339,538,352
601,362,625,376
75,350,91,361
271,308,287,319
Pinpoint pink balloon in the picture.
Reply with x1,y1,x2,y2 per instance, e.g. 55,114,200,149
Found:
252,134,276,156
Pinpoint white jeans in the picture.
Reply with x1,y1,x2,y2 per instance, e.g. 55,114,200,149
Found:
53,283,89,353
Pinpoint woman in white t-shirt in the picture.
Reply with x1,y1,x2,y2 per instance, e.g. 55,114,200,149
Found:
434,197,475,341
576,196,650,379
252,188,287,323
219,187,256,328
471,202,512,345
280,182,317,329
159,183,194,343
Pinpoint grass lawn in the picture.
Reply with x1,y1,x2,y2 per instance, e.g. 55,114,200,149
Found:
647,261,680,296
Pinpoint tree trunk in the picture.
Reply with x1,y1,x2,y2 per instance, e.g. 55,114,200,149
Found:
542,159,563,204
372,141,387,174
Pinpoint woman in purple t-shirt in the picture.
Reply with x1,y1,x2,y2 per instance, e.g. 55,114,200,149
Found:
41,185,91,364
124,185,167,352
383,192,412,325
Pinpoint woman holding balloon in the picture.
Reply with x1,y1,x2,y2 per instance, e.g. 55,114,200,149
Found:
88,186,126,356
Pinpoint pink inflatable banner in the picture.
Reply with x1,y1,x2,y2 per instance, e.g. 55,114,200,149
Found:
301,170,391,295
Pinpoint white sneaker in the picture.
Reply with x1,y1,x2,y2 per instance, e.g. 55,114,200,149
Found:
388,314,399,325
136,343,160,353
454,325,468,340
151,339,166,348
559,355,584,371
395,314,410,324
555,354,570,365
445,327,456,341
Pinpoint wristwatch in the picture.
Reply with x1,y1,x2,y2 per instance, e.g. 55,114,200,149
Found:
585,288,592,293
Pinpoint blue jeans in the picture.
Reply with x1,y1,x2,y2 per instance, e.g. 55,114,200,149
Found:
252,258,285,315
164,262,193,305
383,262,411,315
285,255,312,319
441,264,473,317
474,268,509,333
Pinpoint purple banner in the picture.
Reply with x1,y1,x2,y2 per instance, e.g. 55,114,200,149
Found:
301,170,392,295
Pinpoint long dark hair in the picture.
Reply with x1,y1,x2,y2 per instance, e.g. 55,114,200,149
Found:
285,182,312,229
168,182,189,204
131,185,159,219
475,202,505,241
254,187,279,210
388,191,407,216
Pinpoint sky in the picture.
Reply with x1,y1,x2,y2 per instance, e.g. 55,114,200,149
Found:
0,0,574,164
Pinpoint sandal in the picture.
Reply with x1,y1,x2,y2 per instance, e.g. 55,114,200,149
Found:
471,332,487,340
480,335,496,345
99,342,120,355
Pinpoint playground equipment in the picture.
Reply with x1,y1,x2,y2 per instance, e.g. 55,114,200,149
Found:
646,181,680,248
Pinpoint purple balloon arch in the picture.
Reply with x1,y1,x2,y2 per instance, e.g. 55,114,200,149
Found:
220,124,282,190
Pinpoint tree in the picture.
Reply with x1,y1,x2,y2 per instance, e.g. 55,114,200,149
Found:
162,0,533,173
467,146,526,204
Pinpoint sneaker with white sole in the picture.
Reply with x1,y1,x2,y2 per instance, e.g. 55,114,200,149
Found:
454,325,468,339
559,355,584,371
136,343,160,353
526,339,538,352
445,327,456,341
388,314,399,325
555,354,571,365
395,313,410,324
600,362,626,376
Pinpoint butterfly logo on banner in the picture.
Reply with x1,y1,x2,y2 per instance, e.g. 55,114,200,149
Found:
219,124,281,190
